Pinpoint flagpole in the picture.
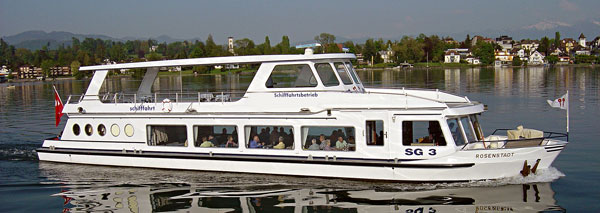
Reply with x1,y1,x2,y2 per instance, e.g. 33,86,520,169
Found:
566,90,569,142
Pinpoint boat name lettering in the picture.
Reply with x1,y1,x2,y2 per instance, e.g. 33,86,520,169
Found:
475,206,514,211
475,153,515,159
405,148,436,156
130,105,156,112
274,92,318,98
405,207,437,213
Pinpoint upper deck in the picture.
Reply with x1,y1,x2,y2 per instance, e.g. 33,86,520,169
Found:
67,53,482,116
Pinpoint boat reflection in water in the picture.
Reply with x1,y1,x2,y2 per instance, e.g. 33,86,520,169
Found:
40,162,564,212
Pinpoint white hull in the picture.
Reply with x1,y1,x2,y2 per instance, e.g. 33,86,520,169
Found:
38,140,565,181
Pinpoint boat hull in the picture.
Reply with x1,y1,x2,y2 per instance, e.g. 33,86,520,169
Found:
37,140,566,182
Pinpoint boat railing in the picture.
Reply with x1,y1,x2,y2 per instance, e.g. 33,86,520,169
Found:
461,128,568,150
68,91,246,104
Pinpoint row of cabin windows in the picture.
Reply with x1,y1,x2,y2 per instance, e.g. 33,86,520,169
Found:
143,120,463,149
266,62,359,88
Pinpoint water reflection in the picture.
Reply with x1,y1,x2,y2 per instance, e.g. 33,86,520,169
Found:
39,162,563,212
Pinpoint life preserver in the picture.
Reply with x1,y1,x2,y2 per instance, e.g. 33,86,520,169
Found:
161,99,173,112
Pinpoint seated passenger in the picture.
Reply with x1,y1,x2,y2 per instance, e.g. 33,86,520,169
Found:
249,136,262,148
199,136,215,147
318,134,328,149
273,136,286,149
225,136,238,148
323,140,333,151
308,139,320,150
208,135,217,146
335,136,348,150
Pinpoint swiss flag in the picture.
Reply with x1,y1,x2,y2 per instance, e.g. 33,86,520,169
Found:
54,86,64,126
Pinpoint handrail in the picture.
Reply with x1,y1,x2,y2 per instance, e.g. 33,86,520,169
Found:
462,128,568,150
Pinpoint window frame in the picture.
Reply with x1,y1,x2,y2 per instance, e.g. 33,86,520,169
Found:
401,120,447,147
314,62,340,87
244,125,295,150
300,125,356,152
265,63,318,89
193,125,239,148
333,62,353,85
146,124,189,147
366,120,384,146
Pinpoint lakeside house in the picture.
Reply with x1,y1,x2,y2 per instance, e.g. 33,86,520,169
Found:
495,35,514,51
528,51,545,65
378,45,394,63
18,66,71,79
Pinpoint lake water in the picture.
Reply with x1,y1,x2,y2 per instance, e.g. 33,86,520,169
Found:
1,66,599,212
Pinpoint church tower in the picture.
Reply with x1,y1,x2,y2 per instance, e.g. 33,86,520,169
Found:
228,37,235,54
579,33,586,47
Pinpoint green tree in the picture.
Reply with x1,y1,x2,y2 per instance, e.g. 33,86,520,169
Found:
70,60,83,79
363,39,377,65
512,56,522,66
554,32,561,48
40,60,55,78
145,52,162,61
546,55,558,64
472,41,495,65
539,37,550,55
278,35,291,54
262,36,272,55
314,33,336,53
234,38,257,56
393,36,424,63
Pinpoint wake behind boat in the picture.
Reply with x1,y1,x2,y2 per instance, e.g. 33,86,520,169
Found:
37,49,568,181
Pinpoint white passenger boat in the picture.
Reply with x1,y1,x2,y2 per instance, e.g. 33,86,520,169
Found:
37,50,568,181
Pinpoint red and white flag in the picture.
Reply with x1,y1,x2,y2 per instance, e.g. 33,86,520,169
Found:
547,93,568,110
54,85,64,126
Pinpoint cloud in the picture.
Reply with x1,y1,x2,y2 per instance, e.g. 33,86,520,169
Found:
559,0,578,11
593,20,600,26
523,20,572,30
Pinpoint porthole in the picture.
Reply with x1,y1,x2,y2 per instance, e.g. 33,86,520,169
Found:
73,124,81,136
85,124,93,136
124,124,134,137
98,124,106,136
111,124,120,137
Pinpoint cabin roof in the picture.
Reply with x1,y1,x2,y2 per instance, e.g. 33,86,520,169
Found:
80,54,356,71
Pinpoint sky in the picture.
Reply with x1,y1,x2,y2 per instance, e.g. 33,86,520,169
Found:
1,0,599,43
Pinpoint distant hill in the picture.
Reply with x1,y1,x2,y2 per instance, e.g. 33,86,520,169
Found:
1,30,195,50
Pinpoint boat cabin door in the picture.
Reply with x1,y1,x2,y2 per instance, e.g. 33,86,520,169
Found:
391,115,455,159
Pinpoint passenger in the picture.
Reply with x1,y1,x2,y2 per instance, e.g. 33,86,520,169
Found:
218,128,228,145
269,127,280,146
208,135,217,146
231,129,238,141
323,140,333,151
329,130,338,142
337,129,346,139
249,135,262,148
377,130,384,145
308,139,320,150
273,136,286,149
348,136,356,151
200,136,215,147
336,136,348,150
225,136,237,148
259,128,269,145
318,134,328,149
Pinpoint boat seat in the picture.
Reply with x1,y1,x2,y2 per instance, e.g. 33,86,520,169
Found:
215,94,231,102
199,93,214,102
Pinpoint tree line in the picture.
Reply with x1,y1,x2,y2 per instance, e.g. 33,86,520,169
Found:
1,32,599,79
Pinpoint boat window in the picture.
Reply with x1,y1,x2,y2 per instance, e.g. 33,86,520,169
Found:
301,126,355,151
265,64,317,88
97,124,106,136
470,114,485,141
402,121,446,146
315,63,340,86
447,118,465,146
245,125,294,150
110,124,120,136
334,62,353,85
147,125,188,147
73,124,81,136
85,124,93,136
124,124,135,137
366,120,384,146
344,62,361,84
193,125,238,148
459,117,477,143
